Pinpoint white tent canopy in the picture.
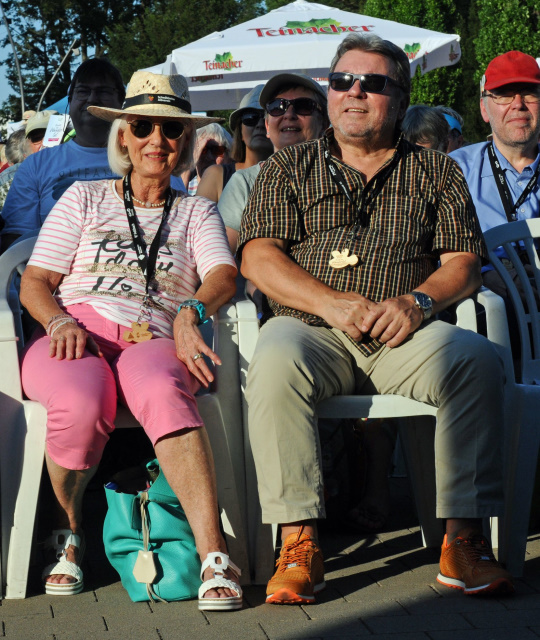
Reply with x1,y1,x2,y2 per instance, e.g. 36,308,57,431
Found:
146,0,461,111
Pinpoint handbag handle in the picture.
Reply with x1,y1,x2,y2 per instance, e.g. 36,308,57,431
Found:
139,491,168,604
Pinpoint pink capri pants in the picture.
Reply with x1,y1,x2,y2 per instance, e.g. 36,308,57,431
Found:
21,304,203,470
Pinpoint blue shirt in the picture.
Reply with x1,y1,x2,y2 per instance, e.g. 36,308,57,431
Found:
451,141,540,268
0,140,185,238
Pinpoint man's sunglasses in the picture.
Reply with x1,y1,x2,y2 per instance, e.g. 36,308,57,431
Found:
240,110,264,127
328,72,402,94
127,119,185,140
266,97,322,117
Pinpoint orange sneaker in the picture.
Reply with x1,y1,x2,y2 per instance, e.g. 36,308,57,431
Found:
437,528,514,595
266,527,325,605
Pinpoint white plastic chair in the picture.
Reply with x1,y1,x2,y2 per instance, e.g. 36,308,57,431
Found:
0,237,250,598
483,218,540,577
236,293,509,584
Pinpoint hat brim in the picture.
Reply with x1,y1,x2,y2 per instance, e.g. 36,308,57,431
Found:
484,76,540,91
259,73,328,109
229,106,264,131
87,104,223,129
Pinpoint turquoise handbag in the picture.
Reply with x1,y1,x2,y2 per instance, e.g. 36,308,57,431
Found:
103,460,201,602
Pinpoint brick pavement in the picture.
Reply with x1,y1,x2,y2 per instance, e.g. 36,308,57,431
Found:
2,479,539,640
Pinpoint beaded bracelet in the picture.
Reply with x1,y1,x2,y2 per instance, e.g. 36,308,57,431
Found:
46,313,71,334
49,318,77,338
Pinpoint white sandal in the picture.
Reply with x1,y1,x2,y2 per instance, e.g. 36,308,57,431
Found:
198,552,243,611
42,529,85,596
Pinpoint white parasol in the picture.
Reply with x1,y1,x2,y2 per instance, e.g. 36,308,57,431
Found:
147,0,461,110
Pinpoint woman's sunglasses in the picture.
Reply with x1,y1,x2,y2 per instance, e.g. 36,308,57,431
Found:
240,111,264,127
265,97,322,117
328,72,402,94
127,119,185,140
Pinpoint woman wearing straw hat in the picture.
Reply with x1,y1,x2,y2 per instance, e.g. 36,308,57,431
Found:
19,71,242,609
196,85,272,203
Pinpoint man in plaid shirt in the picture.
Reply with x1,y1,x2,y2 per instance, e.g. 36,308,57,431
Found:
238,34,513,603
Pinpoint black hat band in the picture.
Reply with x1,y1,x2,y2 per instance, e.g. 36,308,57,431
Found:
122,93,192,114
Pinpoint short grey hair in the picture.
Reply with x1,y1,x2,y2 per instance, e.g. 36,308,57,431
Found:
6,128,29,164
192,123,232,166
402,105,449,151
107,118,196,177
329,33,411,98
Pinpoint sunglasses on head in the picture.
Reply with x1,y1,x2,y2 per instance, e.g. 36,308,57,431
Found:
127,119,185,140
266,97,322,117
240,111,264,127
328,72,402,94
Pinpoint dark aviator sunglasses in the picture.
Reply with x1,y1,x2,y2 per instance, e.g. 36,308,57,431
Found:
328,72,403,94
127,119,185,141
265,97,322,117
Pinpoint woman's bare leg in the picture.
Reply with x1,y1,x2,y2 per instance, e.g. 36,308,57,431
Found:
44,452,97,584
154,427,238,599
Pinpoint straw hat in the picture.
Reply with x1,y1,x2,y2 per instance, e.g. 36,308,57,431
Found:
25,110,59,137
88,71,222,129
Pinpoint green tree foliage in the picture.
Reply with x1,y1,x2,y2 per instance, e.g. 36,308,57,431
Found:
0,0,263,122
0,0,134,120
475,0,540,78
106,0,264,83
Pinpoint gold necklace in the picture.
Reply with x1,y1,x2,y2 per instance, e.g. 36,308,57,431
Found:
132,195,166,208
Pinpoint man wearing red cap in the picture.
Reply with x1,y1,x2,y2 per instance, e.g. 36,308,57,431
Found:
451,51,540,299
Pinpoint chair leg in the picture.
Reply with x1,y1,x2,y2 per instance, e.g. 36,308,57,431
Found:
498,409,540,577
5,402,47,599
197,396,251,583
398,416,443,548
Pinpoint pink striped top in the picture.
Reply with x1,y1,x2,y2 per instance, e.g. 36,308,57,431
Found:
29,180,236,339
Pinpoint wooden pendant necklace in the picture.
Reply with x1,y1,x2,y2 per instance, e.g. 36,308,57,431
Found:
322,137,400,270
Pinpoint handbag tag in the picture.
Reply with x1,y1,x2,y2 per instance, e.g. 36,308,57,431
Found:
133,550,157,584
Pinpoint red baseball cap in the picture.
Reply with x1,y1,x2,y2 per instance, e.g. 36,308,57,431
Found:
480,51,540,92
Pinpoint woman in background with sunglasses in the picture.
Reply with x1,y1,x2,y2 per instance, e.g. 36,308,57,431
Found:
19,71,243,610
218,72,328,255
196,85,273,203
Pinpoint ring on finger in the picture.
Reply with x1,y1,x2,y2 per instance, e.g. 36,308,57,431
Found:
192,353,203,362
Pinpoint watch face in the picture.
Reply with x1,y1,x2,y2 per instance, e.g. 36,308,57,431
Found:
412,292,432,319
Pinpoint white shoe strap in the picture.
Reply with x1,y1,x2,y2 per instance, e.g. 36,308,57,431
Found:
200,552,241,580
45,529,82,559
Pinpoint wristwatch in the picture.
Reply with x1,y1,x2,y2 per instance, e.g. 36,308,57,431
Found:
409,291,433,321
177,299,206,325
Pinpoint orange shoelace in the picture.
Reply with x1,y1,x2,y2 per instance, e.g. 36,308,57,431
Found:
457,534,497,564
276,528,314,572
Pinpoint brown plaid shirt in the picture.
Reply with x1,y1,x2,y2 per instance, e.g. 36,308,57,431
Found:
238,130,487,355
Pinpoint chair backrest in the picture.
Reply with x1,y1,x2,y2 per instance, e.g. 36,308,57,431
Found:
483,218,540,385
0,236,38,355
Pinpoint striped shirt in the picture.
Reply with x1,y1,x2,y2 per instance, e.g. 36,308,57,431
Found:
29,180,236,339
238,131,487,355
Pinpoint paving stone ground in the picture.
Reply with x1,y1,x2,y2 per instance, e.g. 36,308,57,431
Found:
2,478,539,640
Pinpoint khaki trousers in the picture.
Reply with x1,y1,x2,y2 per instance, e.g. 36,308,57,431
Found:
245,316,505,524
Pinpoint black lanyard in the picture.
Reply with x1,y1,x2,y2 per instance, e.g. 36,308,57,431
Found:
323,137,400,237
122,173,174,295
487,142,540,223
